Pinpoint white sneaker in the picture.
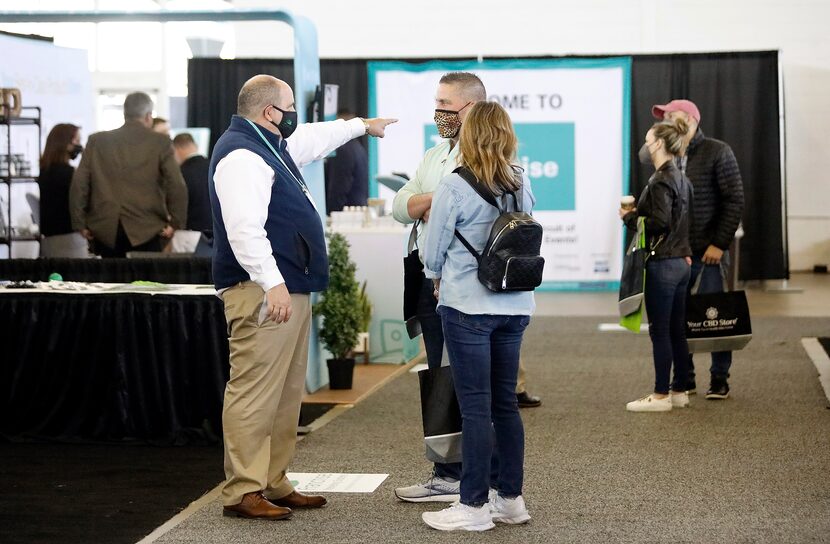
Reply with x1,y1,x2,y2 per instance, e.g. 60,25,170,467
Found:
395,473,460,503
490,494,531,525
626,393,672,412
670,391,689,408
422,502,495,532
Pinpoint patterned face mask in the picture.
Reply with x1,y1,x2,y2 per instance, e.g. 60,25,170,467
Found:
434,102,471,139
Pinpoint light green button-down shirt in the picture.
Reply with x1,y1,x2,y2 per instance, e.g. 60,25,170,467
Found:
392,139,461,250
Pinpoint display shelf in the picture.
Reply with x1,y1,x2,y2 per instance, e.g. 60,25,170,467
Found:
2,106,42,259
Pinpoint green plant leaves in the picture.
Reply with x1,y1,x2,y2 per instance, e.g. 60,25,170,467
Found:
314,232,362,359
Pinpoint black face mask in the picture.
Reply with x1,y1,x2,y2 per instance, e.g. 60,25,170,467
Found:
269,105,298,139
638,143,654,166
69,144,83,160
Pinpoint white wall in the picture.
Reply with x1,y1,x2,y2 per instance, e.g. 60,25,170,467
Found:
232,0,830,272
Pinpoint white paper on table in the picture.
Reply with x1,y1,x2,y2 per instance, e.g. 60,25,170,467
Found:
286,473,389,493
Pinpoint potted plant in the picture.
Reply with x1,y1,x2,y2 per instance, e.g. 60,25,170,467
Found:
315,232,362,389
353,281,372,362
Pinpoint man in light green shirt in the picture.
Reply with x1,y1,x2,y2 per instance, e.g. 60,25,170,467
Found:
392,139,460,244
393,72,541,505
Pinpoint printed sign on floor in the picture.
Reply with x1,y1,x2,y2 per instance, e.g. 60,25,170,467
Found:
287,473,389,493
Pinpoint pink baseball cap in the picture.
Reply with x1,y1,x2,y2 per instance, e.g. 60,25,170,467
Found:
651,99,701,123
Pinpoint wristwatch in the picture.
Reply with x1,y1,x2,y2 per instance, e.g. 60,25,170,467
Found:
361,117,371,136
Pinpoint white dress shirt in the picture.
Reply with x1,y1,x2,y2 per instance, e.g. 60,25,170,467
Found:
214,117,366,292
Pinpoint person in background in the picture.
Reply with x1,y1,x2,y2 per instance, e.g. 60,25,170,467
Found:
173,132,212,235
152,117,171,136
70,92,187,257
38,123,82,251
652,99,744,399
324,108,369,213
620,118,694,412
211,74,396,520
393,72,541,507
421,101,535,531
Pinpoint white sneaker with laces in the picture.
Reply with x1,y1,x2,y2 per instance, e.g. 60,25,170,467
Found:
394,474,460,503
670,391,689,408
422,501,495,532
490,494,531,524
626,393,672,412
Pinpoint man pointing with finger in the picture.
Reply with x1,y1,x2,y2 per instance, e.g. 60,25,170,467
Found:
210,74,396,520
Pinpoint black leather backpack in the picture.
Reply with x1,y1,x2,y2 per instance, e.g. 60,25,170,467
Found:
452,167,545,292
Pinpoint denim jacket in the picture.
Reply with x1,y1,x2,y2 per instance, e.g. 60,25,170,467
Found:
423,171,536,316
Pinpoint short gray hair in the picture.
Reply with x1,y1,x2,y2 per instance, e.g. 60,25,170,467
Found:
439,72,487,102
238,75,282,118
124,92,153,120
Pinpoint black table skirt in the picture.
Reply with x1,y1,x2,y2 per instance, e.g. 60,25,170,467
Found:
0,292,229,443
0,257,213,284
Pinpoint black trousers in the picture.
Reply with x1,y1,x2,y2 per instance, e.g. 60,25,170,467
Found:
95,222,162,258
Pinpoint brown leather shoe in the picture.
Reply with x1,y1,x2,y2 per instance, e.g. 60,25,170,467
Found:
223,491,292,520
269,490,327,509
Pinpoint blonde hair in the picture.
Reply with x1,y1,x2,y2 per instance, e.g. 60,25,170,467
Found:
458,101,521,194
651,117,690,157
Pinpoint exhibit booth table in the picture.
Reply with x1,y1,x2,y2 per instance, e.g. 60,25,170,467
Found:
0,283,227,443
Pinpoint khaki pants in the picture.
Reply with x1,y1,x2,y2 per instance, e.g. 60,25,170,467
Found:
220,281,311,506
516,360,527,394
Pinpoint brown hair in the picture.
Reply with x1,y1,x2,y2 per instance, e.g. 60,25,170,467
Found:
40,123,79,171
172,132,196,148
458,101,521,194
651,117,690,157
439,72,487,102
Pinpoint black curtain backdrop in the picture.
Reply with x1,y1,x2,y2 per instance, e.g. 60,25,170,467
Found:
189,52,784,281
0,257,213,284
630,51,783,281
187,58,368,153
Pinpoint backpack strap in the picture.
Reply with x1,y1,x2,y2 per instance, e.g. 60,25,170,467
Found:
453,230,481,262
453,166,502,212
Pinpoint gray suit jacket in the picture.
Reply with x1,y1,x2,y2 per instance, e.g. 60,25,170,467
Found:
70,121,188,248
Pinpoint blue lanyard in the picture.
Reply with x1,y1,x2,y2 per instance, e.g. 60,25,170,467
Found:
245,119,314,203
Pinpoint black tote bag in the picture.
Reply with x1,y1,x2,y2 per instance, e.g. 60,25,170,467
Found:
685,269,752,353
619,217,646,318
418,365,462,464
403,221,423,339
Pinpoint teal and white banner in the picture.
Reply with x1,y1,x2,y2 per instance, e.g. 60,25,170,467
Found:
368,58,631,290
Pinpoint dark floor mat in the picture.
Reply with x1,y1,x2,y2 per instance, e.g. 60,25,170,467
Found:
298,403,335,427
818,337,830,358
0,443,223,544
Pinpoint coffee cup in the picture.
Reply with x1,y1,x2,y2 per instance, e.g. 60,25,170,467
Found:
620,195,636,211
1,88,22,117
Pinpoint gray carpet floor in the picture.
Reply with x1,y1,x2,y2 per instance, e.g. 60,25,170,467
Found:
155,317,830,544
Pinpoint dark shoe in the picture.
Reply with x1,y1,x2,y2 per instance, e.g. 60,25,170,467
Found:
705,374,730,400
269,490,327,509
223,491,292,519
686,377,697,395
516,391,542,408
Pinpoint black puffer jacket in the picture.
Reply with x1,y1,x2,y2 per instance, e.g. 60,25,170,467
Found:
624,161,693,259
684,129,744,254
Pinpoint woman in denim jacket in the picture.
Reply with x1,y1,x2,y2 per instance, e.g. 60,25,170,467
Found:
621,118,694,412
421,102,535,532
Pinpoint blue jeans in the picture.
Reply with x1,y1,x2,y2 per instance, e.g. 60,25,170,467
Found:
416,276,462,480
438,306,529,506
687,252,733,379
645,257,691,394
